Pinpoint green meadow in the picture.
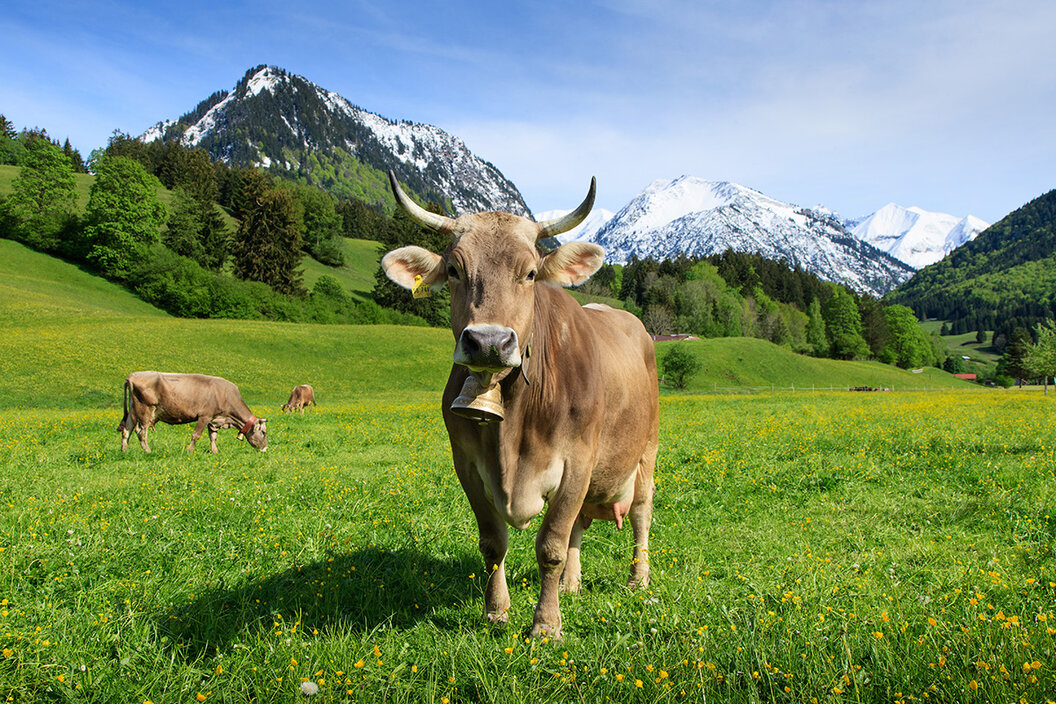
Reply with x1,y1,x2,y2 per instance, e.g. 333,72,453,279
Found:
0,240,1053,702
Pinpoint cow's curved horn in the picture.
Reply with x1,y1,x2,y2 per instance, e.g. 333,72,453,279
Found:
388,170,456,233
537,177,597,240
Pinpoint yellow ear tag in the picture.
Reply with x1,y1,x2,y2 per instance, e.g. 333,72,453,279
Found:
412,274,431,299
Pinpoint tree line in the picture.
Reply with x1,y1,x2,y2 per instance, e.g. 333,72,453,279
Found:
568,251,947,370
0,115,425,326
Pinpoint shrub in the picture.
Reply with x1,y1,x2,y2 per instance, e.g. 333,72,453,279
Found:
660,342,702,390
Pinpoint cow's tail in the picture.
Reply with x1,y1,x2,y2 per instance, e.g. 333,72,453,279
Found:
118,378,130,432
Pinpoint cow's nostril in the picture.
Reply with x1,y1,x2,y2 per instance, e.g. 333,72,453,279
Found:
498,331,517,357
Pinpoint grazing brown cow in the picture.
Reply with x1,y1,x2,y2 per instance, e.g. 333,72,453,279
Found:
282,384,315,413
118,371,268,454
382,172,658,638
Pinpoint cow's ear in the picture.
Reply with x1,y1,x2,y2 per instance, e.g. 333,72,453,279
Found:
539,242,605,286
382,246,445,290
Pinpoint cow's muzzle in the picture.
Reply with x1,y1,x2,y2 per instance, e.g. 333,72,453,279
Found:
454,324,521,372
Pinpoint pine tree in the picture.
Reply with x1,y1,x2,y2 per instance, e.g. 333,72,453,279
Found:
0,115,22,165
231,177,304,295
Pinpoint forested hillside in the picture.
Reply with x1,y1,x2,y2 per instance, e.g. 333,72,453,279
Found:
887,188,1056,345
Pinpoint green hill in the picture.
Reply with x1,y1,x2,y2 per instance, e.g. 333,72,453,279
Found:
658,336,973,392
299,237,382,297
1,238,976,410
0,239,452,408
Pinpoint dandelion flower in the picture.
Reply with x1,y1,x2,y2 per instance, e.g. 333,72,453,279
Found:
300,681,319,696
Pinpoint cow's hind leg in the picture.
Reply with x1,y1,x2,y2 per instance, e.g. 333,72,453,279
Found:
119,419,131,453
560,518,585,593
137,425,151,453
188,417,209,453
627,451,656,590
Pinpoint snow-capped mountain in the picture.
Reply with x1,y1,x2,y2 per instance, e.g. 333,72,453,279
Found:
141,65,529,216
534,208,614,243
844,203,988,269
586,176,914,297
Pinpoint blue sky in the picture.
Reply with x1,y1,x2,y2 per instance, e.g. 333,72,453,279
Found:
3,0,1054,222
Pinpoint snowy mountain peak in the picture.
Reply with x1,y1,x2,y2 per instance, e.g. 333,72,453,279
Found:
845,203,988,269
139,65,529,216
584,176,913,297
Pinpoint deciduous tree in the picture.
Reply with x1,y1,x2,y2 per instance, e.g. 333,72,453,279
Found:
660,342,702,390
83,155,167,279
823,287,869,360
1024,319,1056,394
7,137,78,251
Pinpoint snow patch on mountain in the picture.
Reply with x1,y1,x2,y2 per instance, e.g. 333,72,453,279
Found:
583,176,913,297
845,203,988,269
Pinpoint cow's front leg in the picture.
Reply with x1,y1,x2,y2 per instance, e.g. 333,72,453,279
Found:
208,427,220,454
452,449,510,623
187,417,208,453
479,518,510,623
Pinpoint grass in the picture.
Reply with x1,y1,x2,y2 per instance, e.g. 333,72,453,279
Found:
1,392,1053,702
1,235,1053,702
299,238,384,299
659,337,975,393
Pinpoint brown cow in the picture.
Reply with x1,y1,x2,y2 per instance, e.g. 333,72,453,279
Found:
282,384,315,413
382,172,658,638
118,371,268,454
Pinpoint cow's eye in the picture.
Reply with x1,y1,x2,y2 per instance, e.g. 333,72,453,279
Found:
526,269,537,282
447,264,460,280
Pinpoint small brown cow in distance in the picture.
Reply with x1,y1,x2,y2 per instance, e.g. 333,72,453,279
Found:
282,384,315,413
118,371,268,454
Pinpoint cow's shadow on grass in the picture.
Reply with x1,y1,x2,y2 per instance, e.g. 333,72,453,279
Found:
157,546,482,659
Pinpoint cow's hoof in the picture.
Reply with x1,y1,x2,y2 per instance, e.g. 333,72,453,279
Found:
485,610,509,624
529,623,562,640
559,578,582,593
627,573,650,590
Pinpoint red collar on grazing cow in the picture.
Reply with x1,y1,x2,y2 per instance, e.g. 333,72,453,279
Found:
240,417,257,436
